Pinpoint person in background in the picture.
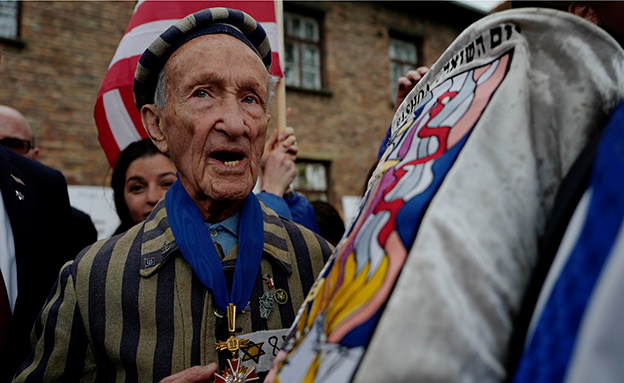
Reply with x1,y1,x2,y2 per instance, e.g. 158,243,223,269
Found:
13,8,332,382
310,200,345,247
0,105,95,381
0,144,76,381
377,67,429,159
110,138,177,235
360,67,428,198
0,105,97,255
0,106,40,160
257,122,320,234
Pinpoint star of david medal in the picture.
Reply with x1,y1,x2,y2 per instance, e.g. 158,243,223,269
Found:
215,303,259,382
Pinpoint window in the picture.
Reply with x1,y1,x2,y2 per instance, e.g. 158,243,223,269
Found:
292,160,330,202
0,1,18,40
284,12,322,91
389,37,419,102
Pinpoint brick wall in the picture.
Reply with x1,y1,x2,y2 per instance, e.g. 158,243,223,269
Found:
0,1,482,213
0,1,134,186
284,2,479,211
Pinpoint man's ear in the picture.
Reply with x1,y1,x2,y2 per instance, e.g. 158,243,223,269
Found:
141,104,169,154
568,2,601,26
31,147,40,161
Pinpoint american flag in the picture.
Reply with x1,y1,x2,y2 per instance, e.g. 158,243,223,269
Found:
94,1,282,167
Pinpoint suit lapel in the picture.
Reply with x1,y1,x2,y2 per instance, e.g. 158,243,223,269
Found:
0,149,36,266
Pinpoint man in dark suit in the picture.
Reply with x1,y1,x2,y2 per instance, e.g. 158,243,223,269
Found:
0,105,98,255
0,143,76,379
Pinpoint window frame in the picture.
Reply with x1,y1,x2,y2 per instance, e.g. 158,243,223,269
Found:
292,159,332,203
0,0,21,42
388,33,422,103
283,9,326,93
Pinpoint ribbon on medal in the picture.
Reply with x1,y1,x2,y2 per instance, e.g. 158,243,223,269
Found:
166,178,265,382
165,178,264,311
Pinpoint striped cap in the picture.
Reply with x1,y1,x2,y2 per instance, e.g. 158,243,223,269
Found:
133,7,271,111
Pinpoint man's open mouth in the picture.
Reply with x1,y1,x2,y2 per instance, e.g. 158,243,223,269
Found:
212,151,244,167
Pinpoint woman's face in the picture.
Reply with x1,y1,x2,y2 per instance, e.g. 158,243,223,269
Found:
124,154,177,224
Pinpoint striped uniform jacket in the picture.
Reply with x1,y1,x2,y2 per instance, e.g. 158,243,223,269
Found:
14,199,332,382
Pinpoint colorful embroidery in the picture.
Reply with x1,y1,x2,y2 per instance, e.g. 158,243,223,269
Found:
272,51,513,382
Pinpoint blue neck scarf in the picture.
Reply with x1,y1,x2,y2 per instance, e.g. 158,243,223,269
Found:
165,179,264,311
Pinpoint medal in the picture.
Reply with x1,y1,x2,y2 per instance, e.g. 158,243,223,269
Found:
216,304,249,358
215,304,258,382
214,358,259,383
263,273,274,288
274,288,288,305
259,291,274,319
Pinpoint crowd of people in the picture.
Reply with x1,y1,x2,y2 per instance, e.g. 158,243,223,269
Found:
0,1,623,382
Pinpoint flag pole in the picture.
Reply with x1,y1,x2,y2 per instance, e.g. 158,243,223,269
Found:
275,0,287,134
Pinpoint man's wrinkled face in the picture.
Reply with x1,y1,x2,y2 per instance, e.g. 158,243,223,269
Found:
155,34,270,209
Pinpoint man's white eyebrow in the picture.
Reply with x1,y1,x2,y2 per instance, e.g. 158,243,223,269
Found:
181,72,225,91
239,77,265,89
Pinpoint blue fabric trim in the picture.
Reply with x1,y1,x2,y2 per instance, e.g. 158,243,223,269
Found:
377,126,392,159
165,179,263,310
513,100,624,382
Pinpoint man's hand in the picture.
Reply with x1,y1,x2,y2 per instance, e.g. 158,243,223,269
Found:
263,126,297,157
263,107,295,160
261,127,298,196
394,66,429,111
159,363,218,383
260,105,298,196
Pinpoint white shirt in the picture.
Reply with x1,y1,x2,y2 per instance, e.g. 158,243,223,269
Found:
0,191,17,312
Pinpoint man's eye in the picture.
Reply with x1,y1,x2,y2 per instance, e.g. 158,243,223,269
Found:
194,90,208,98
242,95,257,104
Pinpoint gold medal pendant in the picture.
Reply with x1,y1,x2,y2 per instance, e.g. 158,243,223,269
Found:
215,304,259,382
214,358,259,383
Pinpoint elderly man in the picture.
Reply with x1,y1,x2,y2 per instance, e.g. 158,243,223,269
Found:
13,8,331,383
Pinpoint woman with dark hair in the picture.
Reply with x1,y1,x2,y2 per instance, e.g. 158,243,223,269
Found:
310,200,345,247
111,138,176,235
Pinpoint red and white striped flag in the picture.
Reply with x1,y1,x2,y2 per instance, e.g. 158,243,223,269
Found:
94,1,282,167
